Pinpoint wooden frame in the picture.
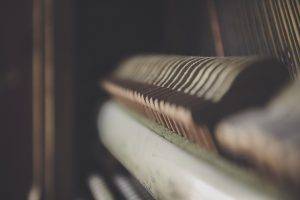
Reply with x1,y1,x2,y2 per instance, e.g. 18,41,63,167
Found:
31,0,74,199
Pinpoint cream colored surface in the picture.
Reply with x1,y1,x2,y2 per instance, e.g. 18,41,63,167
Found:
98,101,279,200
88,175,114,200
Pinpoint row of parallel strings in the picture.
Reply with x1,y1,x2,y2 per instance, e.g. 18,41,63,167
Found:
216,0,300,78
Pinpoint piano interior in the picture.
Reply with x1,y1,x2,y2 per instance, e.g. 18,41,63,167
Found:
2,0,300,199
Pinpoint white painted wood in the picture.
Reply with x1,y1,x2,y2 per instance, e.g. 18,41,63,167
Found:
98,101,276,200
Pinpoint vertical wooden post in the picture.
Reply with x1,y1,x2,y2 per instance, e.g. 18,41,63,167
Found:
31,0,73,199
31,0,44,199
44,0,56,198
207,0,225,56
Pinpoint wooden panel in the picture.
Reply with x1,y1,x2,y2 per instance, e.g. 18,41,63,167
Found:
0,0,33,199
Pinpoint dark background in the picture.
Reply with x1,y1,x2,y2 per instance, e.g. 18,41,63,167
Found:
74,0,215,197
1,0,215,199
1,0,33,199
